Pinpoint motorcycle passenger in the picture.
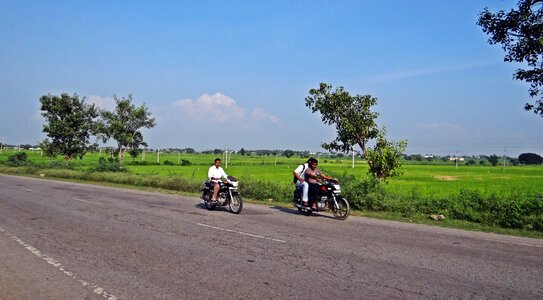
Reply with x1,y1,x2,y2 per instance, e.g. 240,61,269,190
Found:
293,158,315,206
305,159,336,209
208,158,228,204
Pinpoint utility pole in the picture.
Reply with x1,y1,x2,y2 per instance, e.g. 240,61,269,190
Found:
455,151,458,169
225,147,228,169
352,147,355,169
157,147,160,164
503,147,506,172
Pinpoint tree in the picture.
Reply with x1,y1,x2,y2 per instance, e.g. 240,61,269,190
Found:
478,1,543,116
519,152,543,164
364,129,407,179
488,154,500,166
40,93,99,159
283,149,295,158
305,82,407,180
98,94,156,163
239,148,247,156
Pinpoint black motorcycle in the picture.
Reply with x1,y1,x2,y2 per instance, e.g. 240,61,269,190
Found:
201,176,243,214
293,180,350,220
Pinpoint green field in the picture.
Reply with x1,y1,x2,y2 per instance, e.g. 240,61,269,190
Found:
1,149,542,197
1,149,542,234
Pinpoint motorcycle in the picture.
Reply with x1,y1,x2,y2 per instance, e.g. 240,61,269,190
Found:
201,176,243,214
293,179,350,220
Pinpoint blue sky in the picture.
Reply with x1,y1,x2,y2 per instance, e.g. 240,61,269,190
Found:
1,0,541,156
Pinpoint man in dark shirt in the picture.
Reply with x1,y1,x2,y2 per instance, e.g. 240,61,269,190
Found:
304,159,336,209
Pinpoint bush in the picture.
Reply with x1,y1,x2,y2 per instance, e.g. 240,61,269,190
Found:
163,160,174,165
128,160,160,166
4,152,29,167
90,157,126,172
181,159,192,166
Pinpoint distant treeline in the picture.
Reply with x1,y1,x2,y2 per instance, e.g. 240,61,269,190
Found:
2,145,542,165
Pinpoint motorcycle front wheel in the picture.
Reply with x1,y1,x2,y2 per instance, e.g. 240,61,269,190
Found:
332,197,350,220
228,194,243,214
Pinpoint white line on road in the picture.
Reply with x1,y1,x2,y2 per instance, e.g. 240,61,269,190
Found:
196,222,286,243
0,227,118,300
73,197,104,206
22,188,33,192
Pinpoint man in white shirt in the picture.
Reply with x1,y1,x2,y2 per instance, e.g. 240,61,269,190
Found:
208,158,228,203
293,158,315,206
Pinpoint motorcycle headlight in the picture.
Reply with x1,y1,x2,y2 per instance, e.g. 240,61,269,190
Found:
333,184,341,190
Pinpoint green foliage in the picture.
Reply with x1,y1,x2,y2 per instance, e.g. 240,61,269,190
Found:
40,93,99,159
98,94,156,163
478,0,543,116
339,174,543,230
340,174,387,211
305,82,379,154
519,152,543,165
488,154,500,166
163,160,174,165
5,152,29,167
305,82,407,180
91,157,126,172
128,160,160,166
181,159,192,166
283,150,295,158
237,175,291,202
365,129,407,180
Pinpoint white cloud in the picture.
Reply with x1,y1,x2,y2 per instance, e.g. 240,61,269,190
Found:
173,93,281,125
87,95,115,110
252,108,279,123
173,93,245,123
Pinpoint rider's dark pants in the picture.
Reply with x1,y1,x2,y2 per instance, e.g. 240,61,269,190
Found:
308,183,320,204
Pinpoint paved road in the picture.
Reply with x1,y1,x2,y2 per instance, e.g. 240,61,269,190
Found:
0,174,542,299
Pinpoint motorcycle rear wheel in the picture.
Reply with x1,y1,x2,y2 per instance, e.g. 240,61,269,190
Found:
229,194,243,214
203,191,215,210
297,204,312,216
332,197,350,220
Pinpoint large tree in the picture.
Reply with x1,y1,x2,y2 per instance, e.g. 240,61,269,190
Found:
305,82,407,180
98,94,156,163
40,93,99,159
519,152,543,164
478,0,543,116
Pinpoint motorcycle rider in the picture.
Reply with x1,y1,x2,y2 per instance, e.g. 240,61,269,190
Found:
208,158,228,204
305,158,336,209
293,158,315,206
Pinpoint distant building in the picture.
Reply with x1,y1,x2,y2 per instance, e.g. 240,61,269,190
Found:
449,157,464,161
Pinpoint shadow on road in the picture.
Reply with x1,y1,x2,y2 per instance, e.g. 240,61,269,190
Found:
194,202,230,212
269,205,336,220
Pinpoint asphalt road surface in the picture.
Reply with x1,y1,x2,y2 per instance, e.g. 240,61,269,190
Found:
1,174,542,299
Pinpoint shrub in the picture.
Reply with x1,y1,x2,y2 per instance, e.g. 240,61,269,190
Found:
4,152,29,167
163,160,174,165
91,157,126,172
